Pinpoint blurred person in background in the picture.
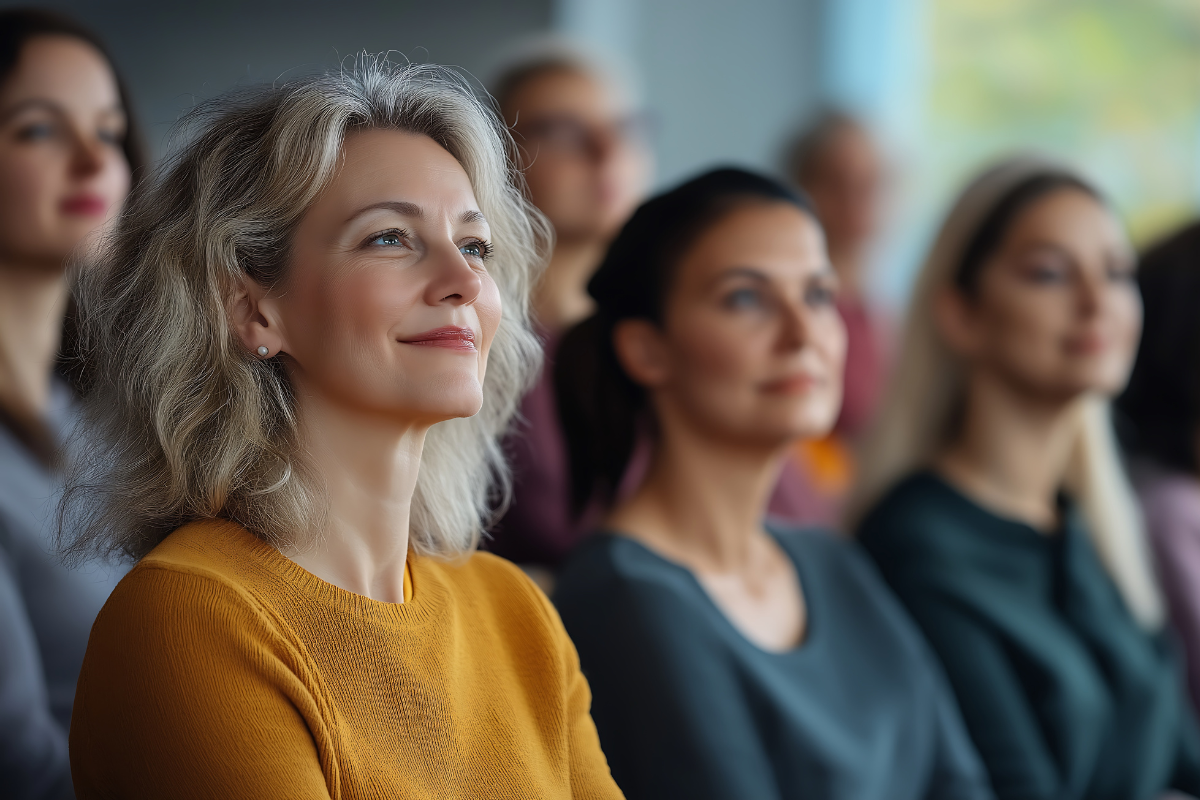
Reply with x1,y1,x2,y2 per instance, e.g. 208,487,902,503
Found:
788,111,889,439
60,57,622,799
852,157,1200,800
484,40,653,569
0,9,141,799
1116,219,1200,718
779,111,891,527
553,168,992,800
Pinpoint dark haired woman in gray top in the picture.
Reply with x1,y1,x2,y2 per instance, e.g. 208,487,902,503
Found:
0,9,142,798
553,167,991,800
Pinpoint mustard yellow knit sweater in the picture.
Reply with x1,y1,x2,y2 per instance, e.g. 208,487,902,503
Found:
69,519,623,799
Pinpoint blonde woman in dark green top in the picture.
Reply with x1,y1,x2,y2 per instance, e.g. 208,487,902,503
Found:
553,168,992,800
852,157,1200,800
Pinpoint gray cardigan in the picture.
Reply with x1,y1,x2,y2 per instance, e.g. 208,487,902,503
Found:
0,384,123,799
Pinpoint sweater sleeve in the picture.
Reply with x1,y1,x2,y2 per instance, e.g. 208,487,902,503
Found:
558,579,781,800
0,532,73,800
896,584,1059,800
525,579,625,800
69,564,331,799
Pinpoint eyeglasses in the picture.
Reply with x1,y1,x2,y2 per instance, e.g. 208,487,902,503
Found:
515,111,654,159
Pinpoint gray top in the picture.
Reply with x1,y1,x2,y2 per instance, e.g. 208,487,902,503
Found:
555,526,993,800
0,383,124,799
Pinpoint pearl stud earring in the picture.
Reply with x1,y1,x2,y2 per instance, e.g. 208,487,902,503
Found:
257,346,269,357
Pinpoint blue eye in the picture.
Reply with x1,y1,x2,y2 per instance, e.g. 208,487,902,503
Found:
18,122,56,141
724,288,764,310
460,240,493,261
805,285,837,307
371,231,405,247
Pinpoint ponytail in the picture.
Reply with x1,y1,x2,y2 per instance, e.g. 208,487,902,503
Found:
555,313,645,517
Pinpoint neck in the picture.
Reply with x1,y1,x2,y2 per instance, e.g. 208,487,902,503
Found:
0,264,68,425
533,237,604,334
286,390,426,603
936,371,1079,530
608,409,785,573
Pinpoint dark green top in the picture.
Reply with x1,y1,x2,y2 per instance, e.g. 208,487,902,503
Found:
857,471,1200,800
554,526,993,800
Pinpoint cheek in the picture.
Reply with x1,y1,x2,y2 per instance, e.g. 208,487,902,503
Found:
291,265,415,355
99,150,131,211
527,157,587,207
669,310,768,389
475,275,502,355
1112,286,1142,356
0,149,58,222
980,288,1066,362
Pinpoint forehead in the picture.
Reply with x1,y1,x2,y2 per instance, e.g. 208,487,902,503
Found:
675,201,826,285
506,67,627,121
1,35,119,108
1001,188,1124,252
316,129,480,217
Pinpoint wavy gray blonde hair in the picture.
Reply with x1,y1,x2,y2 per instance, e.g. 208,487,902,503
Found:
59,56,550,562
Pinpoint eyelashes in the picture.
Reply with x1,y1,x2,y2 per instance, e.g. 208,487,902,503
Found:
363,228,494,262
465,239,494,262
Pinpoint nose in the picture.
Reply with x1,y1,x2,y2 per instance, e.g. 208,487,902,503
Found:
778,296,813,352
69,132,106,178
1076,269,1106,318
586,126,619,165
422,243,483,308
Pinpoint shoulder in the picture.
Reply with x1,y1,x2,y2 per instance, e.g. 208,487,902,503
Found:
94,520,288,658
555,533,703,612
855,472,980,563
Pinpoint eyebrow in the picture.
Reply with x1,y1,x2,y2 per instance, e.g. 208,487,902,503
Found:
346,201,487,226
0,97,125,126
709,264,835,288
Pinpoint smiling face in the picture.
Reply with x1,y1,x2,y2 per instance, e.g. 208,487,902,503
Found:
258,129,501,426
941,188,1141,403
617,201,845,449
0,35,131,270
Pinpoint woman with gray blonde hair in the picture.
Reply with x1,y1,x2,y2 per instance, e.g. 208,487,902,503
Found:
62,56,623,799
852,156,1200,799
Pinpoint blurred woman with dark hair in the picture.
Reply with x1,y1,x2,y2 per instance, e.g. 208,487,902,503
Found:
852,157,1200,799
1117,219,1200,717
0,9,142,798
553,167,991,800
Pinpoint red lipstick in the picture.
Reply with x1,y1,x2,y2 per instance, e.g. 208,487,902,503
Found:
399,326,477,352
61,194,108,217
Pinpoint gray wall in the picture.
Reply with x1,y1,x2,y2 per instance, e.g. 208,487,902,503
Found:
6,0,553,155
557,0,825,188
11,0,828,188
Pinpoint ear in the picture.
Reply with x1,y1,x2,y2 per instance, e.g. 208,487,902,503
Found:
931,284,979,358
229,274,287,359
612,318,672,389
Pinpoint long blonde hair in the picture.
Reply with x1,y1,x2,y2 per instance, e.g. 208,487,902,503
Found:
59,55,551,563
848,156,1164,628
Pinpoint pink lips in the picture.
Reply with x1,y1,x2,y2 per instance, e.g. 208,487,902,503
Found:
761,373,822,395
399,326,477,352
61,194,108,217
